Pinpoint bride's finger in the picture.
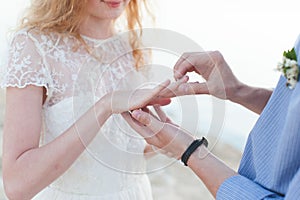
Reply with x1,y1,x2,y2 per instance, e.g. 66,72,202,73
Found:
184,82,209,95
148,98,171,106
151,79,171,96
159,76,189,97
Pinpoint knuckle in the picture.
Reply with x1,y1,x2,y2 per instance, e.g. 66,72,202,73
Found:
209,50,223,62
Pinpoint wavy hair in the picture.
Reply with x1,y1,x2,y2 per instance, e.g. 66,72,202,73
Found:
19,0,151,68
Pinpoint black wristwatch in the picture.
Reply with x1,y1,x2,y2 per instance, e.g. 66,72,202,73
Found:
181,137,208,166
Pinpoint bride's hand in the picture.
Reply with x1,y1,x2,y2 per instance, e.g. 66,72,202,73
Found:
106,80,171,114
157,76,205,99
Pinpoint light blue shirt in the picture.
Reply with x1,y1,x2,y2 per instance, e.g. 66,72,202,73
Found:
217,36,300,200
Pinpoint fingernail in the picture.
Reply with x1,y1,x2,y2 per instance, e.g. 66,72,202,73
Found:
132,110,141,119
185,76,189,82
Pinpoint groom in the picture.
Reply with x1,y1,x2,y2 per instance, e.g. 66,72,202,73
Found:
123,35,300,199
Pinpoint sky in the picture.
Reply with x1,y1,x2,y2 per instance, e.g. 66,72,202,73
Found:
0,0,299,150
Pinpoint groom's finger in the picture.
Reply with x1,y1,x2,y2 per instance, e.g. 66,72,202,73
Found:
153,105,168,123
173,55,186,77
122,112,154,138
174,54,196,80
174,53,192,80
141,107,160,121
131,110,165,134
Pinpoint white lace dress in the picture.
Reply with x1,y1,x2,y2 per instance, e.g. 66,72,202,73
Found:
1,29,153,200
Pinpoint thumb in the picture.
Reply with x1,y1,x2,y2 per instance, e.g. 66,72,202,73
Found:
131,109,165,134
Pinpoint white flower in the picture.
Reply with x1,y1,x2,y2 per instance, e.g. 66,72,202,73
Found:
290,60,298,66
285,65,299,89
276,48,299,89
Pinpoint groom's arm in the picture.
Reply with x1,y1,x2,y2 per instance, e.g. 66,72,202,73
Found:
182,80,273,114
123,109,287,199
226,83,273,114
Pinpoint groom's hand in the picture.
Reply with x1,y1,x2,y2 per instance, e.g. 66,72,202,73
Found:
173,51,242,100
122,106,194,159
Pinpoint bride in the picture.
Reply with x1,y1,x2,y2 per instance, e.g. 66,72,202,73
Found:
0,0,185,199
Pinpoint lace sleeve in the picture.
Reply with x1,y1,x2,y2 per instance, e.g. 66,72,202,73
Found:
1,31,51,95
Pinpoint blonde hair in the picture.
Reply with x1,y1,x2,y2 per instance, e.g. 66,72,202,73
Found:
19,0,151,68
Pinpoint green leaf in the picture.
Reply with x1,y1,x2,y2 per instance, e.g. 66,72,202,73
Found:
283,48,297,61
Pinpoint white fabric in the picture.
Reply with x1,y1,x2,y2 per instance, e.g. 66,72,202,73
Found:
1,29,153,199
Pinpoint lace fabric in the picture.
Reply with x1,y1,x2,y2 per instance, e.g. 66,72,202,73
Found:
1,29,153,199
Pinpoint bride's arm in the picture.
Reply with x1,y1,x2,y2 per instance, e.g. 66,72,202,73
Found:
3,86,111,200
3,81,169,200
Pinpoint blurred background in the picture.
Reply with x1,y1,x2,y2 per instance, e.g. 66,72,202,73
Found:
0,0,299,199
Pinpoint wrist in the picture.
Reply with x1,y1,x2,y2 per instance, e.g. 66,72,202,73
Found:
227,81,249,103
96,94,113,118
176,129,195,159
181,137,208,166
187,144,210,168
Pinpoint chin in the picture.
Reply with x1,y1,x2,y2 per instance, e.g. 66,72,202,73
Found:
103,9,125,20
101,3,127,18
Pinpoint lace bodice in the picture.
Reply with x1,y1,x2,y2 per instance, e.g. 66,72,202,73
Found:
3,29,148,105
1,29,153,199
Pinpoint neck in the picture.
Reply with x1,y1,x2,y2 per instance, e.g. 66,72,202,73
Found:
79,16,114,39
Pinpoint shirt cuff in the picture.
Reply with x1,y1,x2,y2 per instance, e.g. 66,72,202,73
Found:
216,175,275,200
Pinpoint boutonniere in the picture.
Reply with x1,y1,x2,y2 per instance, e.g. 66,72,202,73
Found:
277,48,299,89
